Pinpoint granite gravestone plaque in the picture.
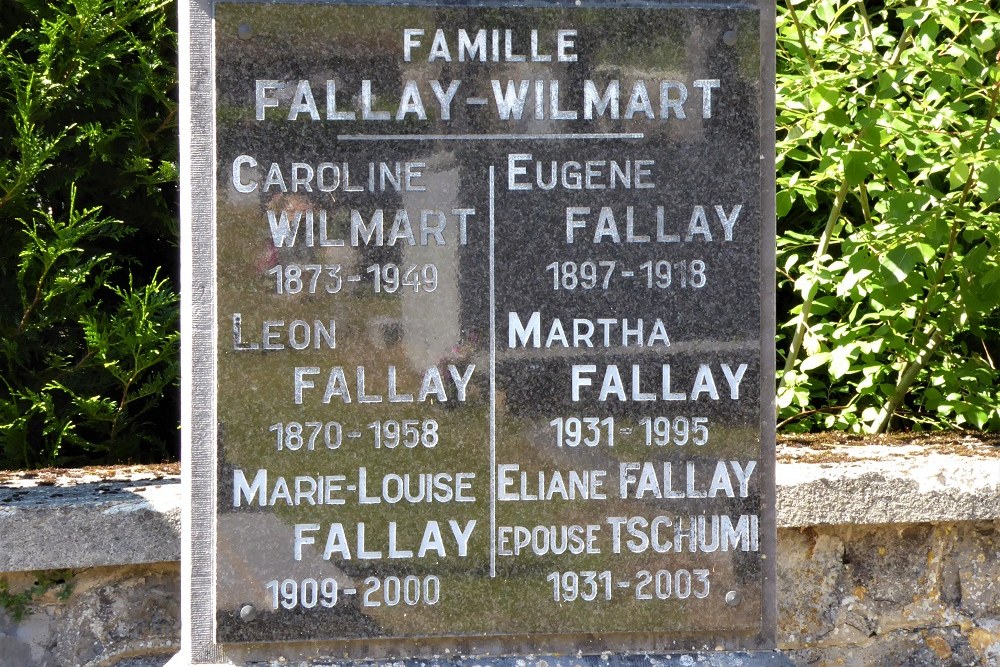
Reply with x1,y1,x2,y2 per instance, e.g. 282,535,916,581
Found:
181,0,775,662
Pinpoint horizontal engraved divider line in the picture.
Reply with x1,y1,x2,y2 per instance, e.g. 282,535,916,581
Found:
498,339,762,360
336,132,645,141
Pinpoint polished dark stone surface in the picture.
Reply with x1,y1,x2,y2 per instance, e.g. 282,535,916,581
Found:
212,0,770,654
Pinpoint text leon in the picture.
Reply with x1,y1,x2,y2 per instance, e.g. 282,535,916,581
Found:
232,313,334,351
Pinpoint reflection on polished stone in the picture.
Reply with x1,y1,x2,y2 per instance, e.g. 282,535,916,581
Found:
211,0,772,653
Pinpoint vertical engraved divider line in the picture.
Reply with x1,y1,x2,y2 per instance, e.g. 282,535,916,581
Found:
488,164,497,579
208,6,219,649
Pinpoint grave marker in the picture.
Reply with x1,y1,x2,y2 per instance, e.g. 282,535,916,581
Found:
180,1,776,662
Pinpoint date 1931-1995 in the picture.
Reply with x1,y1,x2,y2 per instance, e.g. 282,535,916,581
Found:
549,416,708,448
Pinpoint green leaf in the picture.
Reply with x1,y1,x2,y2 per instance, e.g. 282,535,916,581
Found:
844,150,871,186
913,243,936,263
882,246,919,284
777,189,794,217
829,345,857,379
800,352,831,372
948,160,970,190
809,84,840,112
978,163,1000,203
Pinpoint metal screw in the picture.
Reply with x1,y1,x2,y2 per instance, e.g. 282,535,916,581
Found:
239,604,257,621
725,590,743,607
723,30,738,46
237,23,253,40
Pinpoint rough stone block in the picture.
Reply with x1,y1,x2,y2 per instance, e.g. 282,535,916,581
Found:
777,522,1000,666
0,564,179,667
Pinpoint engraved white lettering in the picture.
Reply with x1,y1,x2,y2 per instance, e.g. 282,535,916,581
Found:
293,365,476,404
570,363,749,402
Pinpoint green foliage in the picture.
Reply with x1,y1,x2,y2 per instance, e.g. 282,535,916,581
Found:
0,570,74,621
0,0,178,467
1,0,997,466
777,0,1000,432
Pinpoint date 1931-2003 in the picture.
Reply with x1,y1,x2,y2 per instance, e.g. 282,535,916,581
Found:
547,569,710,602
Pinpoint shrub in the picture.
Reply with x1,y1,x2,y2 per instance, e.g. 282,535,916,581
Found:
2,0,997,470
0,0,179,467
776,0,1000,432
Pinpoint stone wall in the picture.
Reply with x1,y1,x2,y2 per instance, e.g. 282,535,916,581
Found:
1,441,997,667
779,522,999,665
0,564,179,667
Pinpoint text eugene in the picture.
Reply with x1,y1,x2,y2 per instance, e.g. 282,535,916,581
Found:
252,29,721,124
